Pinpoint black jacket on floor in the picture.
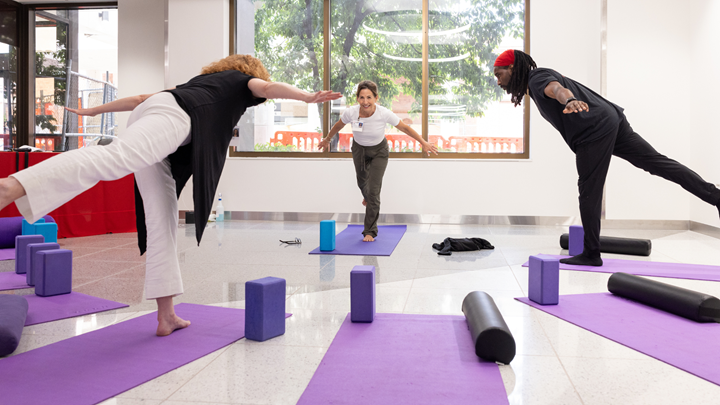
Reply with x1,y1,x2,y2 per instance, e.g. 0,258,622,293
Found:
432,237,494,256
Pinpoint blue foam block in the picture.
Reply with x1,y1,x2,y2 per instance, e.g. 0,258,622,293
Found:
33,222,58,243
26,243,60,286
528,255,559,305
15,235,44,274
351,265,375,322
568,225,584,256
319,220,336,251
34,249,73,297
22,218,45,235
245,277,286,342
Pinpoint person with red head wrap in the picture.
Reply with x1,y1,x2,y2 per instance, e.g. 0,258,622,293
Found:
493,49,720,266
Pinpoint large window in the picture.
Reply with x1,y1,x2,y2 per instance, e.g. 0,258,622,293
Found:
33,7,117,152
231,0,527,159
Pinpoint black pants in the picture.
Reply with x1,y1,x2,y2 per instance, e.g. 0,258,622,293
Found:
351,139,389,237
575,116,720,257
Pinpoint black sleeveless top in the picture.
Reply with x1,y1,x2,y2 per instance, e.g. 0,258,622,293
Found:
135,70,266,252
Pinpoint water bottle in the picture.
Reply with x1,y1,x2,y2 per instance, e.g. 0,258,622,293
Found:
216,193,224,222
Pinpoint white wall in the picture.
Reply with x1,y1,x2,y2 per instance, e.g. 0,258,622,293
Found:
121,0,720,222
117,0,166,131
689,0,720,226
605,0,692,220
605,0,720,223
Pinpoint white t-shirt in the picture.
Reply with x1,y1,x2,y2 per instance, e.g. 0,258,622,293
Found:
340,104,400,146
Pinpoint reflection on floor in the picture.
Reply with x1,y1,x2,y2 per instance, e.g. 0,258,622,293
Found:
3,221,720,405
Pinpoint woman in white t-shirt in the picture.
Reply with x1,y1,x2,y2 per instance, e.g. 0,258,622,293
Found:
319,80,437,242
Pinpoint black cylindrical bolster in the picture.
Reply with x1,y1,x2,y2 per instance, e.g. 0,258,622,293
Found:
608,272,720,323
560,234,651,256
461,291,516,364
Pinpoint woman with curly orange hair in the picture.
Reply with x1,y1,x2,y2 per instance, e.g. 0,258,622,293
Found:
0,54,340,336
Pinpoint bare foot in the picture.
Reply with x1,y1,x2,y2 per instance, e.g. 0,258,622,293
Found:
362,199,367,206
156,313,191,336
363,235,375,242
155,295,190,336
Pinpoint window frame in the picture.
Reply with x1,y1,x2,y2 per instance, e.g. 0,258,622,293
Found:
229,0,529,160
11,1,117,150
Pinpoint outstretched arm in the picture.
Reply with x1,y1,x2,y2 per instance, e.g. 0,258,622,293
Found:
318,119,346,152
395,121,438,156
248,78,341,104
65,93,157,116
543,81,589,114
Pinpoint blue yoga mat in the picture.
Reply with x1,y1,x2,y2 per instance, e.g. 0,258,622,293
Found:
309,225,407,256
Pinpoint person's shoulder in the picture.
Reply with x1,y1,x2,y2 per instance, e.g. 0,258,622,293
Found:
377,104,395,116
530,67,559,78
341,104,359,118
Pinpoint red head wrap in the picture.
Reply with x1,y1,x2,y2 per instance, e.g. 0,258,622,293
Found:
494,49,515,67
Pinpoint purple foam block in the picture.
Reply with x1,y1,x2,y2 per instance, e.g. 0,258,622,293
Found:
14,235,45,274
528,255,559,305
34,222,58,243
568,225,584,256
34,249,73,297
26,242,60,286
245,276,286,341
351,265,375,322
0,217,24,249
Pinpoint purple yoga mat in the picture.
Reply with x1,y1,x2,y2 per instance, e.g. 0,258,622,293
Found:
0,271,30,291
0,304,290,405
309,224,407,256
0,248,14,261
24,292,129,326
297,313,509,405
521,254,720,282
516,293,720,385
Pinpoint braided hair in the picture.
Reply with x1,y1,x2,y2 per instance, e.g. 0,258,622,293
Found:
504,50,537,107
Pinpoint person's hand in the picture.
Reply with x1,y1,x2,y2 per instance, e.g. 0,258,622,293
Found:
422,141,439,156
563,100,589,114
65,107,98,117
318,137,331,151
306,90,342,104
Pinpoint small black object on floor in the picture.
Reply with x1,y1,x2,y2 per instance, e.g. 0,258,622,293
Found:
432,237,494,256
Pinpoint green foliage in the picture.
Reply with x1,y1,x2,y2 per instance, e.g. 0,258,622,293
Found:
254,141,299,152
253,0,524,119
35,115,58,133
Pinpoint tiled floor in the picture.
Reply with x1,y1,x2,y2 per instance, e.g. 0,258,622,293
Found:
3,221,720,404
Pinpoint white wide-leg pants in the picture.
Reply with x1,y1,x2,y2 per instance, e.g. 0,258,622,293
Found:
11,92,191,299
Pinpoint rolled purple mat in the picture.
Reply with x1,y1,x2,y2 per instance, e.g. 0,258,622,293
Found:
0,216,55,249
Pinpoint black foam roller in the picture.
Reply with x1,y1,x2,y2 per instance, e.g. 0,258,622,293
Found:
560,233,651,256
608,272,720,323
461,291,516,364
0,295,28,357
